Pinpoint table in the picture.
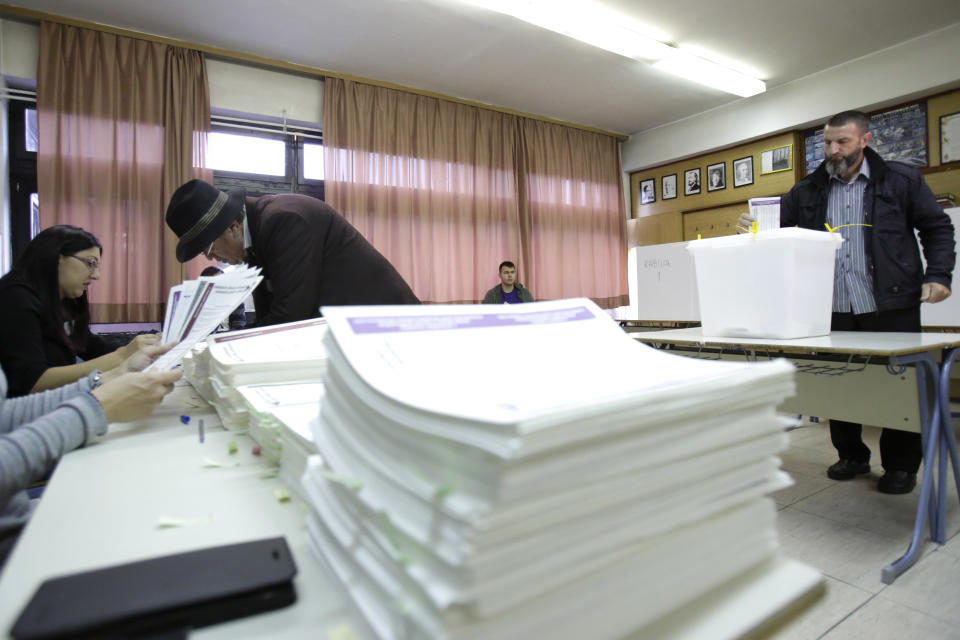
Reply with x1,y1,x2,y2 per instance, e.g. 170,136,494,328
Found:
0,380,824,639
0,381,355,639
632,328,960,583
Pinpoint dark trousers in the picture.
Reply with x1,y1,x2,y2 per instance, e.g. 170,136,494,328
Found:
829,307,923,473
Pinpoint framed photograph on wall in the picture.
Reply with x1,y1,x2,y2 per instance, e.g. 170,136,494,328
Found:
706,162,726,191
639,178,656,204
684,168,701,195
941,111,960,164
733,156,754,187
761,144,792,174
661,173,677,200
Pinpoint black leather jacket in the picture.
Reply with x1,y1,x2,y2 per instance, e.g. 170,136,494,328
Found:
781,147,955,312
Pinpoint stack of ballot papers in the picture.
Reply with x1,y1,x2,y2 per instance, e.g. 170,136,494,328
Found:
236,381,324,497
150,265,262,372
301,299,819,640
182,318,330,430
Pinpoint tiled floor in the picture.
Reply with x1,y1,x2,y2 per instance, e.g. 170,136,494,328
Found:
768,420,960,639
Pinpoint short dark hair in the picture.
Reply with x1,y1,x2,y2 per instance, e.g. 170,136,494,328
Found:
827,110,870,134
498,261,516,272
200,266,224,277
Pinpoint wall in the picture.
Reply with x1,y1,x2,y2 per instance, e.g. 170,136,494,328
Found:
627,131,797,245
620,22,960,219
207,58,322,123
0,18,38,81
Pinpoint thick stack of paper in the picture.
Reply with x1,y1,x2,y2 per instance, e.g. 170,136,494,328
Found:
301,299,814,639
236,381,324,497
151,265,262,372
182,318,330,430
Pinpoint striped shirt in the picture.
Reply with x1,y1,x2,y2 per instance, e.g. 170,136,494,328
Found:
826,160,876,314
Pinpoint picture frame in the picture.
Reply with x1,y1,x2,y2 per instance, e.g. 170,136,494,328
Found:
733,156,754,187
661,173,677,200
940,111,960,164
639,178,656,204
683,168,701,196
760,144,792,174
706,162,726,192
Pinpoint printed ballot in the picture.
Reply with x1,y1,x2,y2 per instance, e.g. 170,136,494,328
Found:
748,197,781,231
149,265,262,371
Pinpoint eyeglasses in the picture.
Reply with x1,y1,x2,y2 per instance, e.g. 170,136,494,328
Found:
66,255,101,271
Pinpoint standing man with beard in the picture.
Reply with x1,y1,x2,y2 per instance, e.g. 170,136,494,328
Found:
738,109,955,494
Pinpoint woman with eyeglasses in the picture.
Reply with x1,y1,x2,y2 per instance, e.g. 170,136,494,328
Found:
0,225,159,397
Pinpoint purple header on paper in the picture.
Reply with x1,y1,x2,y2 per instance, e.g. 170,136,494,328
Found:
347,306,595,334
751,198,780,205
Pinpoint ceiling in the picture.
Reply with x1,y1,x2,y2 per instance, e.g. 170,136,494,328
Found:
9,0,960,136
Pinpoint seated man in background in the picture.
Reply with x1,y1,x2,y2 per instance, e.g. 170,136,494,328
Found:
166,180,419,327
483,261,534,304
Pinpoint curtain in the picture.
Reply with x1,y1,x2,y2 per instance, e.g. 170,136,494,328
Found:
323,78,522,303
323,77,627,306
37,22,211,323
519,118,628,307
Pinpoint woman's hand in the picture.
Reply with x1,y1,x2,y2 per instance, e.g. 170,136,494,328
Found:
92,370,182,423
118,333,161,360
104,342,175,382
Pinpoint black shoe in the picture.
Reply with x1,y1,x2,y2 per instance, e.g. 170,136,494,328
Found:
827,459,870,480
878,470,917,495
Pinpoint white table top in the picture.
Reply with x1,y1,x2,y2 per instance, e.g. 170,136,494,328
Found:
0,381,353,639
631,328,960,357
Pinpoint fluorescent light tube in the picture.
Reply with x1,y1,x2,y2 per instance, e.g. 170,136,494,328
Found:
653,50,766,97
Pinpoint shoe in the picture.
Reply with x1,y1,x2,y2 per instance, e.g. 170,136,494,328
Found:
827,459,870,480
878,470,917,495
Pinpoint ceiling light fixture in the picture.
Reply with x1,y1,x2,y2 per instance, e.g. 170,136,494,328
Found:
461,0,766,97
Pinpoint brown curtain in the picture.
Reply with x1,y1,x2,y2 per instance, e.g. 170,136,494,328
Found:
323,77,627,305
323,78,522,303
37,22,211,322
519,118,628,307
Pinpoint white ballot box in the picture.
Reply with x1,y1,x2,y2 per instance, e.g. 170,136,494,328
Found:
687,227,843,339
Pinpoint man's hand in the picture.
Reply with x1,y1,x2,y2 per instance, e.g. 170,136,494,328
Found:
920,282,951,303
736,213,755,234
92,370,182,423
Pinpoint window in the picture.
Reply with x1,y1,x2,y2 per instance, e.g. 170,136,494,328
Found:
209,114,323,201
7,94,38,263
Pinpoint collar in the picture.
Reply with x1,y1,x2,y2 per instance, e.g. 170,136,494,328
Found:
242,205,252,251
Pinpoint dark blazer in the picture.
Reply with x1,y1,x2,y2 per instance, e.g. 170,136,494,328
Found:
243,195,419,326
781,147,955,312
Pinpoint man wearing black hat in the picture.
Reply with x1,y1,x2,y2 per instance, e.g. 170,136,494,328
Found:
165,180,419,326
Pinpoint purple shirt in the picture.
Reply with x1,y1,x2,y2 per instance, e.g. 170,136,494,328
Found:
501,287,523,303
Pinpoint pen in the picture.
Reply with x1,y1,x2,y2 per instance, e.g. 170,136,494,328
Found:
198,418,205,443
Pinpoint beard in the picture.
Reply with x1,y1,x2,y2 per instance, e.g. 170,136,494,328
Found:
824,149,862,176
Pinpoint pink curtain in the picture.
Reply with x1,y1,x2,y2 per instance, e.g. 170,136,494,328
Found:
519,119,628,307
37,22,211,322
323,78,522,303
323,77,627,305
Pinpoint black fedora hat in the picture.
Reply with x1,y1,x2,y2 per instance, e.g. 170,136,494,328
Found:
165,180,245,262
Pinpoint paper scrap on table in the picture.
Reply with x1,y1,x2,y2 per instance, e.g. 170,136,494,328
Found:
203,457,238,468
327,624,358,640
274,487,291,502
156,515,212,529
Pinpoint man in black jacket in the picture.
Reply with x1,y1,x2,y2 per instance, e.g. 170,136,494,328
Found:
740,110,955,494
165,180,419,326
